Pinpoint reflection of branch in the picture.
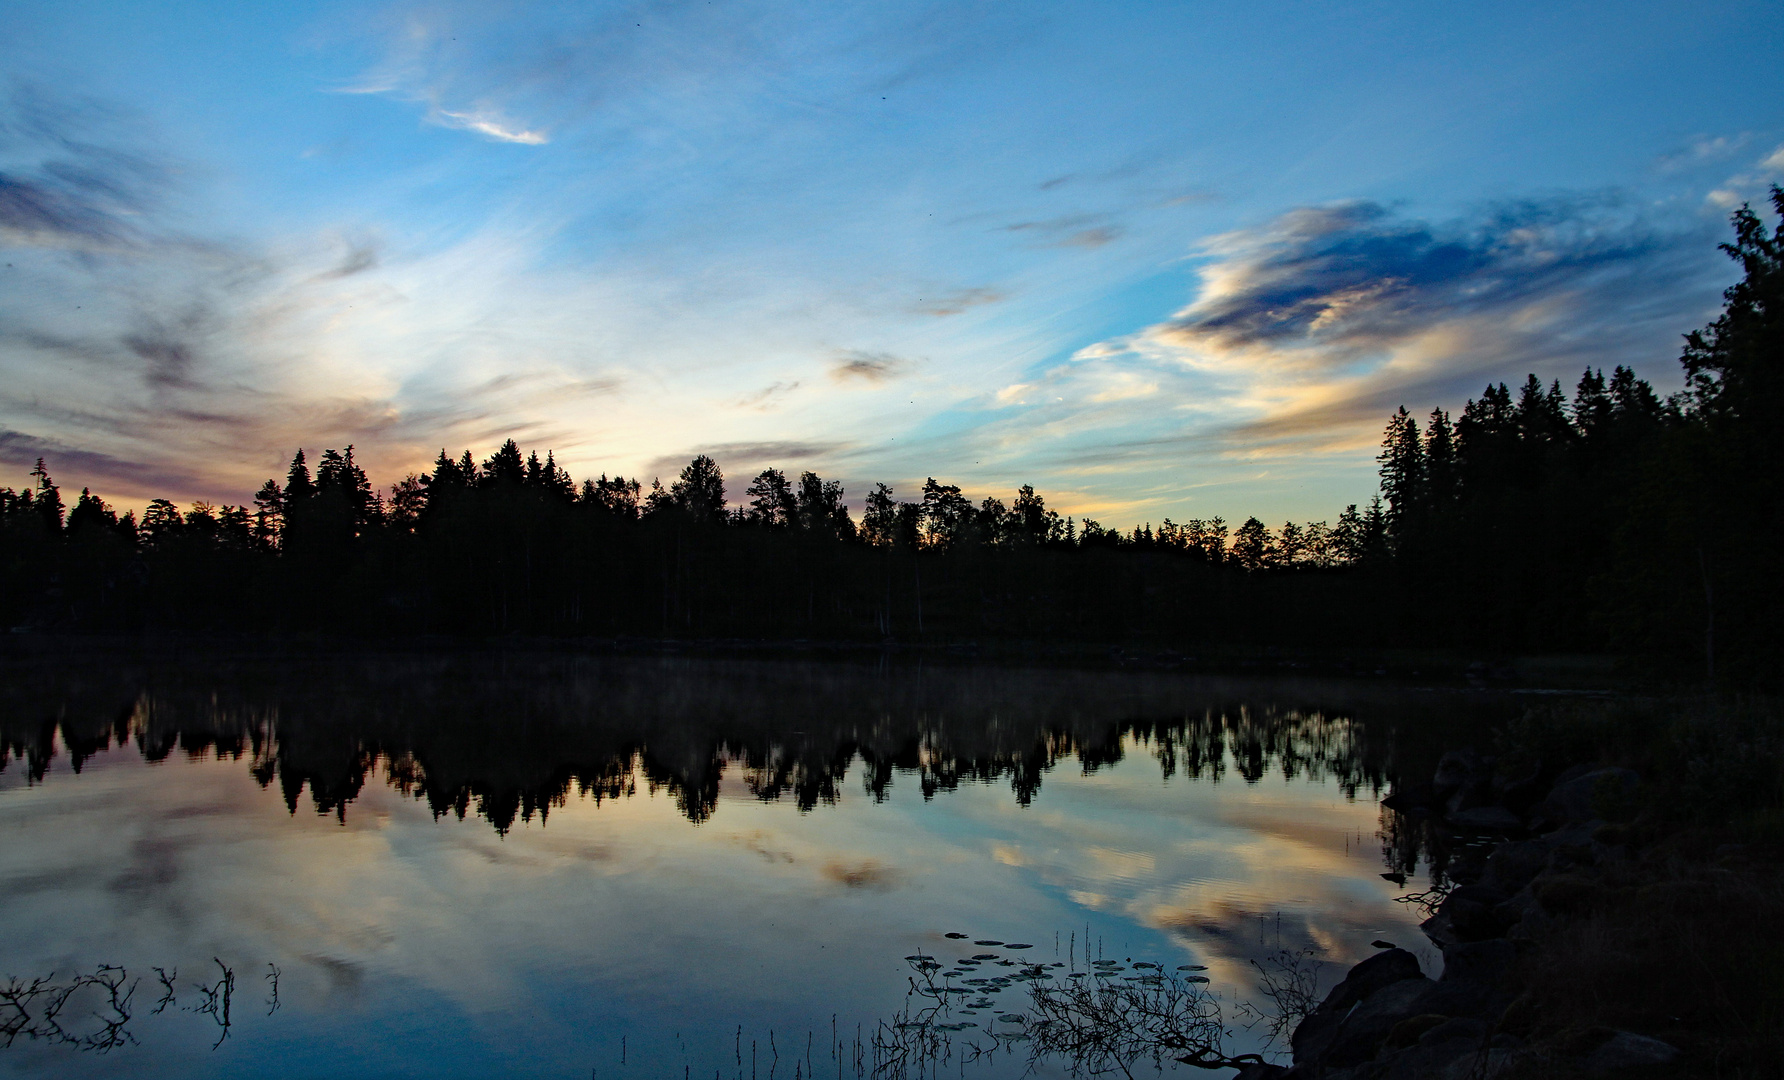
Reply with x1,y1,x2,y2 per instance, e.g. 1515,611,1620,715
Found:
1241,949,1325,1049
76,966,138,1053
188,958,235,1050
1024,967,1262,1077
1393,884,1452,918
265,964,281,1016
151,967,178,1014
0,966,139,1052
868,948,1301,1079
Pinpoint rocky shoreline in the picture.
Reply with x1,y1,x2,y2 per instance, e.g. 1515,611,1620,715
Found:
1243,750,1682,1079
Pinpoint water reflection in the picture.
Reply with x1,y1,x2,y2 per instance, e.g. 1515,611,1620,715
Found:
0,649,1517,1078
1,652,1471,831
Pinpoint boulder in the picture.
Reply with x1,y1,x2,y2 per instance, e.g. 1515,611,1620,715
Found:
1439,1046,1521,1079
1581,1031,1679,1074
1412,975,1512,1021
1319,976,1439,1067
1440,939,1516,986
1481,839,1551,893
1381,783,1436,813
1291,950,1425,1065
1433,749,1484,793
1384,1013,1451,1049
1318,948,1425,1013
1534,874,1604,916
1447,805,1524,834
1418,1017,1490,1044
1536,768,1639,825
1437,884,1511,943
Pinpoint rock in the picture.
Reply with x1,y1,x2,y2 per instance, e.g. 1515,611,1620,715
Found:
1377,1034,1480,1080
1440,939,1516,986
1320,977,1439,1067
1536,767,1639,825
1438,885,1512,941
1413,974,1512,1020
1319,948,1425,1013
1534,874,1604,916
1420,910,1460,948
1434,749,1484,793
1482,839,1551,893
1381,782,1436,812
1291,950,1425,1065
1418,1017,1490,1044
1383,1013,1450,1049
1443,897,1511,941
1439,1046,1521,1079
1447,805,1524,834
1581,1031,1679,1073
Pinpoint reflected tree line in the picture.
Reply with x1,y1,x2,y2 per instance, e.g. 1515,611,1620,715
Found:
0,654,1470,831
1,199,1780,679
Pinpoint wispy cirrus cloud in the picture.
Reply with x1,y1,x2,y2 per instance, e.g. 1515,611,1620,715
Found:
429,106,548,145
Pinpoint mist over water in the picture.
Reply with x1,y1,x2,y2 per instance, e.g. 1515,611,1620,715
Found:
0,650,1520,1077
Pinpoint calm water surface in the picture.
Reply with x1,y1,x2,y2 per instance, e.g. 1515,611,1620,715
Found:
0,652,1514,1078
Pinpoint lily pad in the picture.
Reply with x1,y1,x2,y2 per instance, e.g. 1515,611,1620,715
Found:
973,940,1003,946
1185,975,1211,983
1005,943,1033,949
905,954,935,961
972,953,1000,960
945,933,968,939
997,1015,1025,1024
1176,965,1208,971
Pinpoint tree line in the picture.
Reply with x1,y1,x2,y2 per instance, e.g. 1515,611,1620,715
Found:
2,190,1778,680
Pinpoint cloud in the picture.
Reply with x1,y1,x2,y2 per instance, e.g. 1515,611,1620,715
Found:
643,441,848,481
1058,226,1121,248
317,239,380,280
733,380,799,410
939,194,1725,510
1703,145,1784,209
1655,134,1751,172
0,428,209,495
0,88,169,250
912,287,1004,317
429,106,549,145
830,351,911,382
999,214,1123,249
1159,196,1667,363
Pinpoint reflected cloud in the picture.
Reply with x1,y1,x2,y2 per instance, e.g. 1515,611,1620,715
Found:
823,860,902,890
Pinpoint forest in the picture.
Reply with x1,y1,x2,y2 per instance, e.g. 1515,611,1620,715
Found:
2,191,1779,682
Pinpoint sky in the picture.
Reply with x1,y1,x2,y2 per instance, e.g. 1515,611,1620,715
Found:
2,0,1782,527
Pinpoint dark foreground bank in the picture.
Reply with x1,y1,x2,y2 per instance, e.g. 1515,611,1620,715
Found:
1248,697,1782,1080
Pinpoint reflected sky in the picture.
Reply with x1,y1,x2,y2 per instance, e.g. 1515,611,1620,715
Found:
0,656,1486,1077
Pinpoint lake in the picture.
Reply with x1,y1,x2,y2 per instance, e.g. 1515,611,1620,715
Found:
0,649,1520,1078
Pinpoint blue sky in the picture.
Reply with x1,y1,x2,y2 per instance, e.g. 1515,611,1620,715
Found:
2,0,1781,526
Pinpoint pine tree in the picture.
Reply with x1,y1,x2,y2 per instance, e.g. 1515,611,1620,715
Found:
1376,406,1425,537
28,459,62,532
483,440,525,487
285,449,316,502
